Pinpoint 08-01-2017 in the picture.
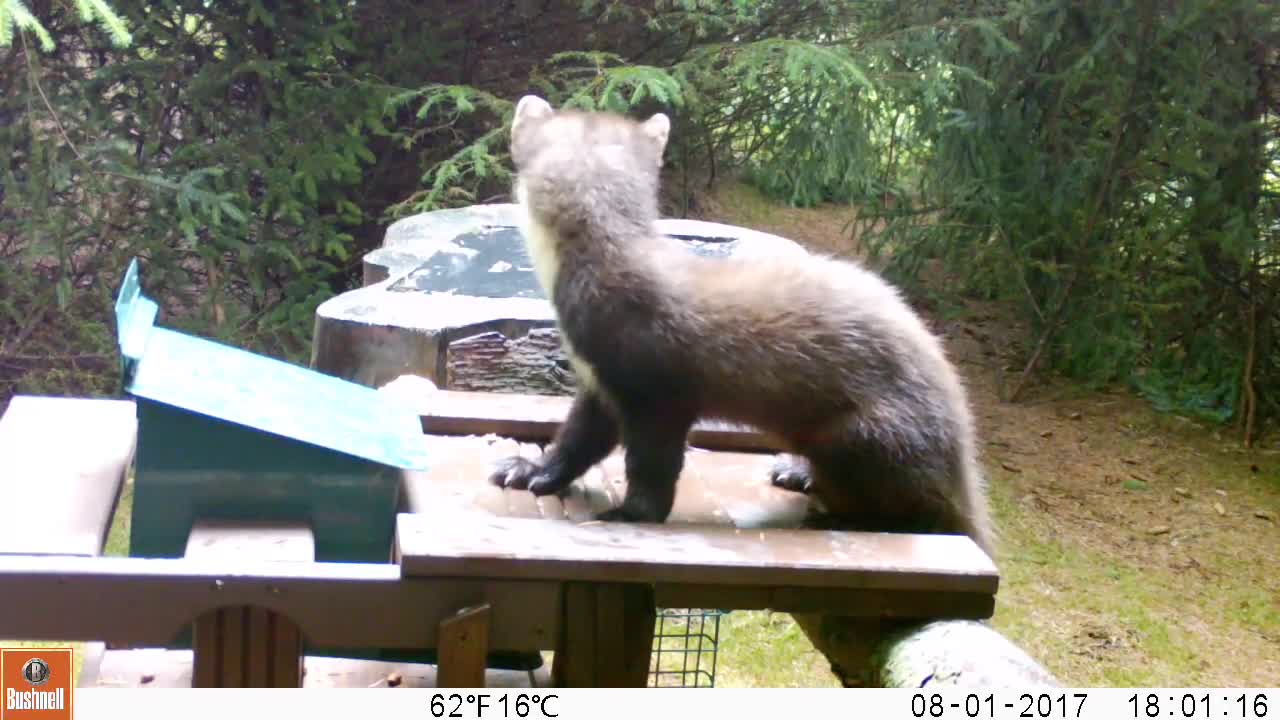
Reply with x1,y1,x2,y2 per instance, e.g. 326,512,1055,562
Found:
909,691,1273,719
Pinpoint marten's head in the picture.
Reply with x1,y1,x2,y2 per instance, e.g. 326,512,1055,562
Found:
510,95,669,229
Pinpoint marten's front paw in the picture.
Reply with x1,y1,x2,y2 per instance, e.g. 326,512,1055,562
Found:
489,456,543,491
488,456,567,496
769,454,814,494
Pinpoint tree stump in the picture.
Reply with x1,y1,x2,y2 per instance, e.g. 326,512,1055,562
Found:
310,203,808,390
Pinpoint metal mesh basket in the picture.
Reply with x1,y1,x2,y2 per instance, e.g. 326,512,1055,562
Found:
648,608,728,687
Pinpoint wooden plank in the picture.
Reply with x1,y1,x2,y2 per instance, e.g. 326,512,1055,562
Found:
550,583,655,688
595,584,655,687
84,649,551,688
416,390,782,452
190,609,221,688
0,554,559,651
402,436,810,529
550,584,595,687
437,605,491,688
653,584,994,620
269,614,304,688
184,520,316,561
0,396,137,556
396,513,999,594
245,607,273,684
218,607,247,687
654,584,773,611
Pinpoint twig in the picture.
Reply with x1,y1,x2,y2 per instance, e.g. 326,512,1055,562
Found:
0,353,112,362
1007,267,1079,403
20,31,85,163
1241,257,1257,448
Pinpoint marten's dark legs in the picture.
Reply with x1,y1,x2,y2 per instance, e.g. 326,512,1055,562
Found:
796,429,960,537
596,402,696,523
489,388,619,495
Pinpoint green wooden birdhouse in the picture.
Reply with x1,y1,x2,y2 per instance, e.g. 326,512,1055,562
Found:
114,258,429,564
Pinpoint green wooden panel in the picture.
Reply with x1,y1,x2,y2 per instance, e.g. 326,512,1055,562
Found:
113,258,425,563
129,402,400,563
115,258,427,472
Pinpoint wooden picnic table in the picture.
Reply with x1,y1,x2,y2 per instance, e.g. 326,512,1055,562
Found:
311,204,1000,686
0,205,1007,689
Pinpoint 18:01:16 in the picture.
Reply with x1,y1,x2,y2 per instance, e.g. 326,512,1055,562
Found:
1128,693,1269,718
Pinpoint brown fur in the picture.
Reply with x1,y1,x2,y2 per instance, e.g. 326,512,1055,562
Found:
489,95,995,559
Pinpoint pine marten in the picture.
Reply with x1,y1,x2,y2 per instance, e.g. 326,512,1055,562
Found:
488,94,995,558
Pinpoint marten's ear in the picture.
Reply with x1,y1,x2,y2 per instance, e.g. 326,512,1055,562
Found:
512,95,553,141
641,113,671,154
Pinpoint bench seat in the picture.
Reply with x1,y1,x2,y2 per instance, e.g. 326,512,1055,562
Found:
0,395,137,557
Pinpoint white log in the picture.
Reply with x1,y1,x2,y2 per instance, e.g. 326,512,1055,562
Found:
792,614,1060,688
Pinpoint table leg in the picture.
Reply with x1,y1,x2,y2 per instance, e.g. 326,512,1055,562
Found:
552,582,655,687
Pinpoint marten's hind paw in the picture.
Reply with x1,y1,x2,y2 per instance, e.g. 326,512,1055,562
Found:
769,454,814,494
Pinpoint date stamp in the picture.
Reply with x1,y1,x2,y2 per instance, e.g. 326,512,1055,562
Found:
911,692,1091,718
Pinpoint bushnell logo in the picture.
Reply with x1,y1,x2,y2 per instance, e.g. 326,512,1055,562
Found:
19,659,50,688
1,647,73,719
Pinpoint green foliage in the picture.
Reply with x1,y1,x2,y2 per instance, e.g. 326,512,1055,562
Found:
0,0,55,50
0,0,128,50
840,0,1279,433
2,0,1278,438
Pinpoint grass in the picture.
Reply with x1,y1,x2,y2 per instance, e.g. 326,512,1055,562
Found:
714,612,840,688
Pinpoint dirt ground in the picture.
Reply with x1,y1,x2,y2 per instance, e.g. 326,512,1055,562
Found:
694,183,1280,687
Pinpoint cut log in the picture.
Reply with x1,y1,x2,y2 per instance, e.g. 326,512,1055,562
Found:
791,615,1060,688
311,203,809,390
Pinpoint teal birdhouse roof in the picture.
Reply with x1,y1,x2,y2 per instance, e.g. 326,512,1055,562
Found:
113,259,430,470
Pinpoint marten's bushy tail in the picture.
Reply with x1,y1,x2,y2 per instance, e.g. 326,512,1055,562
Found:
953,451,997,560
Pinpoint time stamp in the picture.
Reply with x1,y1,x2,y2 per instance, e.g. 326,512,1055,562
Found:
910,691,1274,719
